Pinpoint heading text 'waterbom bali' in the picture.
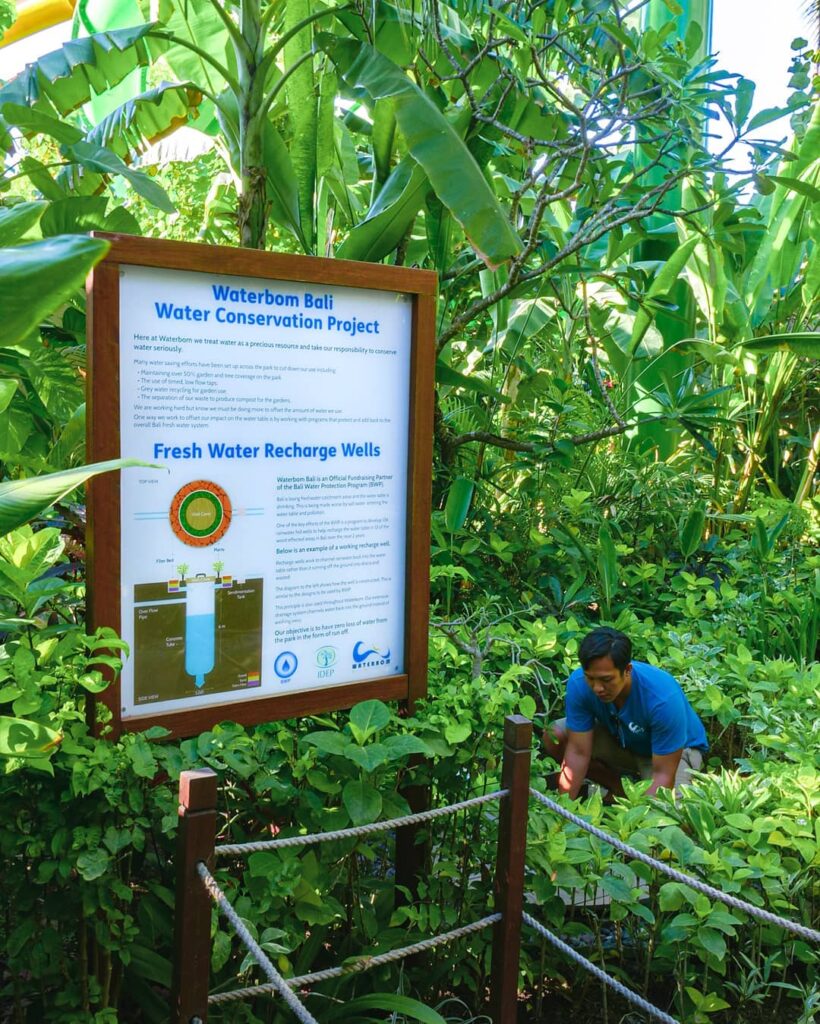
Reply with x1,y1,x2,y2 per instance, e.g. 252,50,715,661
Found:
151,284,382,337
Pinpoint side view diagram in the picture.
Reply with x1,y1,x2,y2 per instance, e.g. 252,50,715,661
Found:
132,564,263,705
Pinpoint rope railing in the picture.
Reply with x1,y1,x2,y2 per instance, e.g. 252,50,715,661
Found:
208,915,501,1006
215,789,508,857
197,861,319,1024
172,717,819,1024
522,912,680,1024
182,786,508,1019
529,787,820,944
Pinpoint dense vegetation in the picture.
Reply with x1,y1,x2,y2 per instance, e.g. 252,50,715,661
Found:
0,0,817,1020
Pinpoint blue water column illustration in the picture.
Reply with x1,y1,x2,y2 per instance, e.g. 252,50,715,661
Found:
185,575,216,688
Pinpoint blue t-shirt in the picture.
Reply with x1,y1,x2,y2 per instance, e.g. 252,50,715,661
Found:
565,661,708,758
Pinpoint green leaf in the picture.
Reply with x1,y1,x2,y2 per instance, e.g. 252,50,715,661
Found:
349,699,391,744
0,202,47,246
444,722,471,745
444,477,474,533
336,155,429,262
0,458,155,535
596,523,618,610
0,24,161,129
283,0,317,251
344,743,389,771
740,333,819,358
62,141,175,213
629,236,699,353
734,78,755,129
76,849,110,881
679,501,706,561
342,779,382,824
381,734,432,760
696,927,727,960
327,994,447,1024
0,234,110,347
436,360,508,401
318,36,521,269
0,381,17,415
768,174,820,204
1,103,85,144
746,107,791,132
0,716,61,758
303,730,351,755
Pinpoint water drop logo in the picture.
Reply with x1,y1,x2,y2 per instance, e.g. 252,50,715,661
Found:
274,651,298,680
351,642,391,670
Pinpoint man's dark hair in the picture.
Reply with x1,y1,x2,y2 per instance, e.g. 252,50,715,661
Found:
578,627,632,670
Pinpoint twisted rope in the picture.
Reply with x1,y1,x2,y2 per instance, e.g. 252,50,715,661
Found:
216,790,507,856
530,788,820,944
208,914,500,1006
523,912,680,1024
197,862,319,1024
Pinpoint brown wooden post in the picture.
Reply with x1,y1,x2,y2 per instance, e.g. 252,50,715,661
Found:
490,715,533,1024
171,768,218,1024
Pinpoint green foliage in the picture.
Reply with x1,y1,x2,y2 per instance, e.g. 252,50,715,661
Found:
0,0,817,1020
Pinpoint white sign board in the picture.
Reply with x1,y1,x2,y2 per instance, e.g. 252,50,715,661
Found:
117,264,412,721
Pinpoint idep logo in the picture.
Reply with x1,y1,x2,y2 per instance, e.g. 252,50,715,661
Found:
352,641,391,670
316,646,337,679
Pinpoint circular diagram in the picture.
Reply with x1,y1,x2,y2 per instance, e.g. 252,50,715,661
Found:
170,480,232,547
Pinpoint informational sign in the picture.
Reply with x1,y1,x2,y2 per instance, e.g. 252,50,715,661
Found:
87,237,436,738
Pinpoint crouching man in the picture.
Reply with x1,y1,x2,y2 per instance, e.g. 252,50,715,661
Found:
544,627,708,799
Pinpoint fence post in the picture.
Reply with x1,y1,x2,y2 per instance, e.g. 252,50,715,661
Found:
490,715,533,1024
171,768,218,1024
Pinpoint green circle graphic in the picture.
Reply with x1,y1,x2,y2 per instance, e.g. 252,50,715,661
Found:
178,490,224,538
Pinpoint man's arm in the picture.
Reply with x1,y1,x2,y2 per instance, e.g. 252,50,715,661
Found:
558,729,593,799
647,749,683,796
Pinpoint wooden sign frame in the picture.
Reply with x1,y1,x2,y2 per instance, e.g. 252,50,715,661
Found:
86,234,436,740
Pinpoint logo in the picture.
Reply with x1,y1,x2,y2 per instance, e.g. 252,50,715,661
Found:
274,651,298,680
352,641,391,670
316,646,337,679
627,722,645,735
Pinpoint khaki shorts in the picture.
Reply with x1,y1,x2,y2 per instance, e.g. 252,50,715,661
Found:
553,718,703,791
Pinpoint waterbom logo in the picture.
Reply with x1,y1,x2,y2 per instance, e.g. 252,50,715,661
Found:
352,641,391,670
316,646,337,679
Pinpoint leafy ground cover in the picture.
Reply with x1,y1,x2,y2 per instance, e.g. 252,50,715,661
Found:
0,500,817,1022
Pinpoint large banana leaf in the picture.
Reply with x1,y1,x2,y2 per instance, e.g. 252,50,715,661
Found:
0,235,110,348
336,155,429,262
284,0,317,252
740,333,819,358
0,25,162,143
152,0,236,98
318,35,521,269
744,102,820,320
0,458,153,535
83,82,205,158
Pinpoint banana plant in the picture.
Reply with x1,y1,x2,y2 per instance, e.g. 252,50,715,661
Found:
0,0,519,260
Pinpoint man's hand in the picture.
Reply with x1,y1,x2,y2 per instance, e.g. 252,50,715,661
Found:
646,749,683,796
558,729,592,799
